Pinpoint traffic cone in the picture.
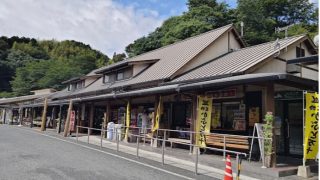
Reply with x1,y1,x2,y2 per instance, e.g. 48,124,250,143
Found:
224,155,233,180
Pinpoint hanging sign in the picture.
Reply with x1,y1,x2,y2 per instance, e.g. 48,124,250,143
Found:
196,96,212,147
69,110,75,131
152,96,162,132
304,92,319,159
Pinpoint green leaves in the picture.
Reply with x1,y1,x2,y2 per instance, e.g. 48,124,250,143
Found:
0,37,110,97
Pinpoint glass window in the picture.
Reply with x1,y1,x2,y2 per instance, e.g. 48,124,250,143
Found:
117,72,124,80
104,74,110,83
296,47,305,58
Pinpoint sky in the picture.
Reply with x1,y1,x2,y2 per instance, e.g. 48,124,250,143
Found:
0,0,316,56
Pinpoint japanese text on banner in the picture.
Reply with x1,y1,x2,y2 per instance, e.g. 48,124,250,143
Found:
196,96,212,147
304,92,319,159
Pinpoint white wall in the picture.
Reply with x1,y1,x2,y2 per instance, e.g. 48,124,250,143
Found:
133,64,149,77
173,31,242,77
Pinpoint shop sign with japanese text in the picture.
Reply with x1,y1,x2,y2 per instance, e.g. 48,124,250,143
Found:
304,92,319,159
207,89,237,99
196,96,212,147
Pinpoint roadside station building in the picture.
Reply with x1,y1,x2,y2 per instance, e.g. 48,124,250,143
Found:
1,24,318,162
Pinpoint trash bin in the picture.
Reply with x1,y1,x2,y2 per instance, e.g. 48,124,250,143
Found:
114,124,123,141
107,122,115,140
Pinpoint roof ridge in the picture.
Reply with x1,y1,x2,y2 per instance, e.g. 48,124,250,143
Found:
127,23,234,61
235,34,306,51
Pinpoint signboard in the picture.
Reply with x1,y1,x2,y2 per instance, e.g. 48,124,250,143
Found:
207,89,237,99
152,97,162,132
69,110,75,132
196,96,212,147
249,123,264,161
249,107,260,126
211,105,221,128
304,92,319,159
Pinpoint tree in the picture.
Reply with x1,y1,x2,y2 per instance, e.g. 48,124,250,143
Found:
237,0,317,45
125,0,233,57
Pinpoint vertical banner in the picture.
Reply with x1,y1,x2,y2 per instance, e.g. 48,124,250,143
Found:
125,101,131,140
152,96,162,132
304,92,319,159
69,110,75,132
196,96,212,147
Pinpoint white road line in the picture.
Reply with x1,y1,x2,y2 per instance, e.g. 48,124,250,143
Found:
13,126,195,180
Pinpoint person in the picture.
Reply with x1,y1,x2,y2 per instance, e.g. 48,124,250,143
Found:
141,110,149,134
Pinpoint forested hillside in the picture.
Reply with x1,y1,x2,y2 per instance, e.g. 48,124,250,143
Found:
0,37,109,97
125,0,318,57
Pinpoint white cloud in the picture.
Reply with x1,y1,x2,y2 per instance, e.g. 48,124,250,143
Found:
0,0,164,56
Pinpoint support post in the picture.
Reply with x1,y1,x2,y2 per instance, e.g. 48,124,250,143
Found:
89,103,94,135
63,100,73,137
30,108,35,128
103,102,110,138
57,105,63,133
265,83,276,167
40,98,48,131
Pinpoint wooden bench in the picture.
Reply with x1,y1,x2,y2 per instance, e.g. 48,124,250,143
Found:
168,138,191,148
205,134,249,150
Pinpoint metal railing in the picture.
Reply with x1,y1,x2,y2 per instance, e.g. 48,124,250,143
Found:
74,125,270,176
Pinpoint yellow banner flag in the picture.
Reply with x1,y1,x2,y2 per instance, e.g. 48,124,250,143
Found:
125,101,130,140
304,92,319,159
196,96,212,147
152,96,162,132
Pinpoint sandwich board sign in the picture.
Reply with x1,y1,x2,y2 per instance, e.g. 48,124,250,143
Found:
249,123,264,162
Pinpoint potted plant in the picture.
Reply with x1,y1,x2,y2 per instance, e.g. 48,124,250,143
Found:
263,112,273,168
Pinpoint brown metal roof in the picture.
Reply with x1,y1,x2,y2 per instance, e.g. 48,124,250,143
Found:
124,24,234,84
173,35,307,82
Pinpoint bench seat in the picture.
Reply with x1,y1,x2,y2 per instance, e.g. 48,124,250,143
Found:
205,134,249,150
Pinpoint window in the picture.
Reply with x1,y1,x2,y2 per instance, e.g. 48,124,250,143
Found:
103,74,110,83
296,47,305,58
117,72,124,80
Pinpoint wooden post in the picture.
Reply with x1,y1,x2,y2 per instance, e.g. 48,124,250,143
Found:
89,103,94,135
103,102,110,138
30,108,35,128
152,96,159,147
40,98,48,131
57,105,63,133
191,95,197,153
265,83,276,167
50,106,56,128
63,100,73,137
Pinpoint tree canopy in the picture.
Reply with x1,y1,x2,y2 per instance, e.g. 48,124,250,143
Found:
0,37,110,97
126,0,318,56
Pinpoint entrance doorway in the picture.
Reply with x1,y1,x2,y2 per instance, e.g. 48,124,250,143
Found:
284,101,303,156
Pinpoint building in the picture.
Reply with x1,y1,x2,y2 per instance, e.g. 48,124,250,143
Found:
3,24,318,164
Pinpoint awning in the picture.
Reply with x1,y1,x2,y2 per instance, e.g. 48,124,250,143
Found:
178,73,317,92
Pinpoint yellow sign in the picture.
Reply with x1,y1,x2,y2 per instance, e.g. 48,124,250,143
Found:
125,101,130,140
196,96,212,147
304,92,319,159
152,96,162,132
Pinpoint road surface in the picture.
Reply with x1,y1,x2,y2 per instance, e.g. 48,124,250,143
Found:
0,125,213,180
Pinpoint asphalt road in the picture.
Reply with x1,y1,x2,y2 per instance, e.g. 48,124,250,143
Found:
0,125,214,180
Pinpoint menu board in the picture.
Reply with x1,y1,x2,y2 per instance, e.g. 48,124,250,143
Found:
211,104,221,128
233,107,246,130
249,107,260,126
